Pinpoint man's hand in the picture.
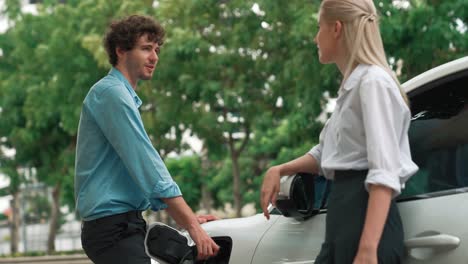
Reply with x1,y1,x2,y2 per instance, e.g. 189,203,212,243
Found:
163,196,220,260
186,223,220,260
196,214,220,224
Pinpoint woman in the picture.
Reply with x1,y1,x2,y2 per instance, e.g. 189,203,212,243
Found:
260,0,418,263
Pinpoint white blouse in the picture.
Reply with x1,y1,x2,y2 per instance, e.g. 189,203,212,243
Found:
308,64,418,197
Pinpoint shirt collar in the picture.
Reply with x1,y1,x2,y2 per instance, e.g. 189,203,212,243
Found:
339,64,369,95
108,67,143,108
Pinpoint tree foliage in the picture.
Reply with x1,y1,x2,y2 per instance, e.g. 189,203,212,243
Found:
0,0,466,231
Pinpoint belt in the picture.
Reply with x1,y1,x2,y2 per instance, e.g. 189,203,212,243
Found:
84,210,144,226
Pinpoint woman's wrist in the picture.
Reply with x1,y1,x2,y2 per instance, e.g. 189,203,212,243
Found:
268,165,282,176
358,237,379,252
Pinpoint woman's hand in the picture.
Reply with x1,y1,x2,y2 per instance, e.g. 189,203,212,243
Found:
260,154,319,220
260,166,281,220
354,184,393,264
353,245,378,264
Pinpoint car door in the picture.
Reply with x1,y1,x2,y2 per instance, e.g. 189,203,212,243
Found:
398,67,468,263
250,176,330,264
250,60,468,264
250,212,326,264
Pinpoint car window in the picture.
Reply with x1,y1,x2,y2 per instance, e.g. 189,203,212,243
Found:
399,71,468,200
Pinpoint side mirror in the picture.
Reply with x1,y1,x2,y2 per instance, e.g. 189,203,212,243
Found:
275,172,318,220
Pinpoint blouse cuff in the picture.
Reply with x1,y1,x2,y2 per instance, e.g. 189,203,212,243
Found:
364,169,401,198
149,181,183,211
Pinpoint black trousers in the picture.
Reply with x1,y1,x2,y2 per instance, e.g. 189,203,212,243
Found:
81,211,151,264
315,170,404,264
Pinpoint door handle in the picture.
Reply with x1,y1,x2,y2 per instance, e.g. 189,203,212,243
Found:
405,234,460,250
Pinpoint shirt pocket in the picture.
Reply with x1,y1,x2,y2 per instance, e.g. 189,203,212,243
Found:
335,96,364,149
327,113,340,143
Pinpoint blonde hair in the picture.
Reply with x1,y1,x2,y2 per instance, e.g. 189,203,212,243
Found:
319,0,409,104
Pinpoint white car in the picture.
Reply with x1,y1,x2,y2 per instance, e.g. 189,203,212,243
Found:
199,56,468,264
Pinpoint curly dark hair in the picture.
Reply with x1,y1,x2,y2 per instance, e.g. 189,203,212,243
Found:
104,15,165,66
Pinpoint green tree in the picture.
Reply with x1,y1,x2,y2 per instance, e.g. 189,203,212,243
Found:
0,2,466,253
165,156,203,209
0,0,175,253
151,0,328,217
379,0,468,81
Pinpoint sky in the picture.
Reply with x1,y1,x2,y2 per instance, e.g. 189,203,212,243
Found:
0,0,7,33
0,0,39,33
0,174,10,214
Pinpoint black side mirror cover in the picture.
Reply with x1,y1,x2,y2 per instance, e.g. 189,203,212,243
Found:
276,172,319,220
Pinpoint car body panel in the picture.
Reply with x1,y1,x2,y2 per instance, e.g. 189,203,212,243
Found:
201,214,281,264
200,56,468,264
402,56,468,93
251,213,326,264
399,191,468,263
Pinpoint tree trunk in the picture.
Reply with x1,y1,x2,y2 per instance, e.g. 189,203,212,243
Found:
231,153,242,217
200,151,212,213
201,184,212,214
227,123,250,218
9,192,20,254
47,183,61,254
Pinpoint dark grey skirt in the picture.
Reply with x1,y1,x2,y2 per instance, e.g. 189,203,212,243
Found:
315,170,404,264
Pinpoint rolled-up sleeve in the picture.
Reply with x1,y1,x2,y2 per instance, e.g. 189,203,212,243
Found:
149,181,182,211
360,78,404,197
91,85,182,210
308,144,324,175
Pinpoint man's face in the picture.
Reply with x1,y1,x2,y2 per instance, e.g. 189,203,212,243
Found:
121,34,160,82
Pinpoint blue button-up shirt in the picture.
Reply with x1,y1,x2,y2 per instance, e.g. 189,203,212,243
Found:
75,68,182,221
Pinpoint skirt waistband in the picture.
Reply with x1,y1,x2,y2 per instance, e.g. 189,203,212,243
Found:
334,170,368,179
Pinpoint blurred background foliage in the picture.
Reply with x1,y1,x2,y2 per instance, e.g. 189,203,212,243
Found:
0,0,466,252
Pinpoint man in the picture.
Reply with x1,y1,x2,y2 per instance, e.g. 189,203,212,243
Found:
75,15,219,264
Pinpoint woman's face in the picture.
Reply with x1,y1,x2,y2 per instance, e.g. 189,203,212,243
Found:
313,15,340,64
